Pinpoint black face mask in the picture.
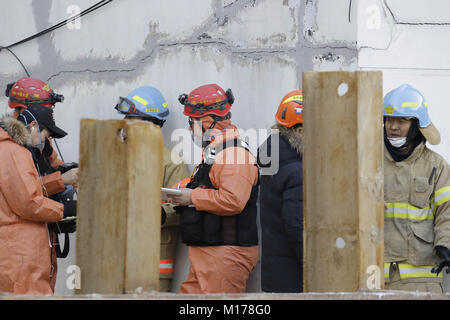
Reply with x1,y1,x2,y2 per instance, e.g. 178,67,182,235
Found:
384,118,425,162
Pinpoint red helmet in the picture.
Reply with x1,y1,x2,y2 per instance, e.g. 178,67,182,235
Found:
275,90,303,127
5,77,64,109
178,84,234,118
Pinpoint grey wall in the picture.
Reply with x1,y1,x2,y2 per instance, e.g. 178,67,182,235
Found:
1,0,447,295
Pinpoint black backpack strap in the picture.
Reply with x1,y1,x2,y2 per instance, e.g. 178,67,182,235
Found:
54,233,70,258
221,138,251,153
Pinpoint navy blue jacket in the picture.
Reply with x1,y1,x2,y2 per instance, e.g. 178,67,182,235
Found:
257,132,303,293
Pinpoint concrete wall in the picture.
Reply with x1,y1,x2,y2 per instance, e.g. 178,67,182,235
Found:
0,0,448,295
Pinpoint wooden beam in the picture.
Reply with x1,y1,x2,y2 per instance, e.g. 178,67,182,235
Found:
303,71,384,292
76,119,162,294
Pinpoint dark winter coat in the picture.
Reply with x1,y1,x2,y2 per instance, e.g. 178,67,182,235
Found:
257,124,303,292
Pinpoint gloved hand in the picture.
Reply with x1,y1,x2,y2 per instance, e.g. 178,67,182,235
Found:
62,168,78,185
58,162,79,174
63,200,77,218
431,246,450,276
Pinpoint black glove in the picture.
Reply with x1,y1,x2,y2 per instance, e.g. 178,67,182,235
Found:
431,246,450,276
63,200,77,218
58,162,79,174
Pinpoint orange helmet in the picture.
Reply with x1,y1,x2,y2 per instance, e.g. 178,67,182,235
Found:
275,90,303,127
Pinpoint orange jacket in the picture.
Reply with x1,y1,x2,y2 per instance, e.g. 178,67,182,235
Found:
191,121,259,215
0,117,63,295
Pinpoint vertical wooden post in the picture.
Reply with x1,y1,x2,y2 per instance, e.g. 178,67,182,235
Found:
76,119,162,294
303,71,384,292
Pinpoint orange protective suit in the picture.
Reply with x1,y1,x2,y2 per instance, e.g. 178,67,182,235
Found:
180,118,259,293
0,117,63,295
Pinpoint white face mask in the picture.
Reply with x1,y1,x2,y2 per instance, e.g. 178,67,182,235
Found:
388,137,407,148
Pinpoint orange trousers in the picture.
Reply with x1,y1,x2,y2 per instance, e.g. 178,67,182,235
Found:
180,245,258,294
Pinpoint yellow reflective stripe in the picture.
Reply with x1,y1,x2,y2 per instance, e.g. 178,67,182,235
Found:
385,203,434,221
132,95,149,106
435,186,450,207
385,212,434,220
386,203,430,210
401,102,418,107
400,272,442,279
282,95,303,104
397,264,442,279
436,195,450,208
384,263,390,279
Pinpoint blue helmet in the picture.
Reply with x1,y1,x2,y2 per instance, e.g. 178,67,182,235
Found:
115,86,169,122
383,84,440,145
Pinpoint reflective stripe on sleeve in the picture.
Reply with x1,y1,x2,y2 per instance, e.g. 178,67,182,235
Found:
398,264,442,279
434,186,450,208
385,203,434,221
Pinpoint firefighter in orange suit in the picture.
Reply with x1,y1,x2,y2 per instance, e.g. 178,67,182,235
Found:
5,77,78,292
169,84,259,293
0,115,64,294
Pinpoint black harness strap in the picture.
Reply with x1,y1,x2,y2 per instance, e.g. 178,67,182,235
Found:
54,232,70,258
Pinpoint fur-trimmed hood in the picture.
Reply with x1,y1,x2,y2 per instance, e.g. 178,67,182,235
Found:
272,123,302,155
0,115,30,146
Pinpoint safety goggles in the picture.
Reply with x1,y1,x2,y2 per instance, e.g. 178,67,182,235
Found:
187,100,228,115
114,96,138,115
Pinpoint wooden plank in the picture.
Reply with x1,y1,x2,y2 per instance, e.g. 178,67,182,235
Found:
302,71,384,292
76,119,162,294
